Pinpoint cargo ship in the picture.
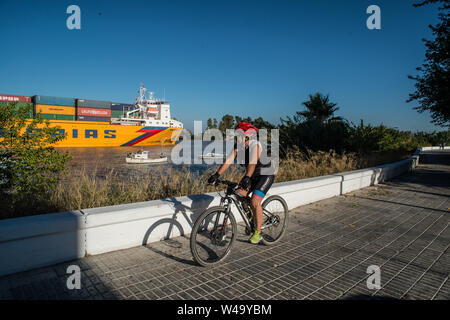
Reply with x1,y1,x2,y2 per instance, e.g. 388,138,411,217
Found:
0,85,183,147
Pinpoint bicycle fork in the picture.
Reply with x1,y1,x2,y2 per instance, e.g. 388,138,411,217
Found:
212,208,229,242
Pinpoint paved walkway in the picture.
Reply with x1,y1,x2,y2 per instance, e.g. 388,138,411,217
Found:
1,151,449,300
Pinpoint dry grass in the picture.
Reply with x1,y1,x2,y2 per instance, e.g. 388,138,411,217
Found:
275,149,360,182
48,148,412,213
50,165,243,212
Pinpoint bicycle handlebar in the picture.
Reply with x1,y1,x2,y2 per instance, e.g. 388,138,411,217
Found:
215,178,238,188
210,178,252,202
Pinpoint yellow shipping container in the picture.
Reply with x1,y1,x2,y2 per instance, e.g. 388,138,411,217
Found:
35,104,76,115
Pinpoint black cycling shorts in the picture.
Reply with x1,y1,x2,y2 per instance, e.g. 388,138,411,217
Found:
249,175,274,199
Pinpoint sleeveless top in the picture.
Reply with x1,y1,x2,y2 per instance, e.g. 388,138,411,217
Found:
234,140,273,177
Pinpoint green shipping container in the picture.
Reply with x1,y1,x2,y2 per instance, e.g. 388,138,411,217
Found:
37,113,76,121
111,110,124,118
0,101,34,118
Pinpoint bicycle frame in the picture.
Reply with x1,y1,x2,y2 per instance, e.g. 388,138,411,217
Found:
219,190,253,232
217,184,277,233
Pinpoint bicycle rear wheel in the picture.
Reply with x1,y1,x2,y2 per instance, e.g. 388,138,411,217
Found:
261,195,289,245
190,206,237,266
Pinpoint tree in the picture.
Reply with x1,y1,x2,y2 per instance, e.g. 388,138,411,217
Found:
206,118,218,129
297,93,343,122
0,102,71,218
218,114,235,134
407,0,450,127
207,118,213,129
252,117,275,129
234,115,255,126
279,93,347,155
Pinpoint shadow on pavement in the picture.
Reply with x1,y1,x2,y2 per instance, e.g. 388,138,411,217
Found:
140,194,216,267
419,151,450,165
142,194,215,244
353,196,449,214
145,239,198,267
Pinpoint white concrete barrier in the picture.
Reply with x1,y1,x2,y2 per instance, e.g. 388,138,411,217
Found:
421,146,450,151
269,175,342,209
0,147,440,276
0,211,85,277
83,194,222,255
335,168,378,194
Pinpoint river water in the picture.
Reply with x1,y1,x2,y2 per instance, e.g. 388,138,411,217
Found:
59,140,234,179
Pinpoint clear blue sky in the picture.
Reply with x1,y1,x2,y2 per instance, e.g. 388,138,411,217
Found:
0,0,444,132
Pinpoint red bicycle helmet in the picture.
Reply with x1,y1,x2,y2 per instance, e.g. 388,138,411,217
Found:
235,122,258,138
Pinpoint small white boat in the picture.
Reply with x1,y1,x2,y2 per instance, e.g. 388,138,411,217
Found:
126,150,167,164
198,152,225,160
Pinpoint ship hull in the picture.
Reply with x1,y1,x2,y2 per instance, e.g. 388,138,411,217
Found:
27,120,183,147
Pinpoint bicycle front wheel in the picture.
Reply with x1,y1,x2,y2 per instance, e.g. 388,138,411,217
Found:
261,195,289,245
190,206,237,266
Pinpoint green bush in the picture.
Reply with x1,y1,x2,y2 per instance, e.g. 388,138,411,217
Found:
0,102,71,219
346,120,450,154
346,122,417,153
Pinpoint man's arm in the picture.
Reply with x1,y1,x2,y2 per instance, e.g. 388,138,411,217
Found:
217,149,237,175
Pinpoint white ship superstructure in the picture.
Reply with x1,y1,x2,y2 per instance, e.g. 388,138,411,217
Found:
111,84,183,129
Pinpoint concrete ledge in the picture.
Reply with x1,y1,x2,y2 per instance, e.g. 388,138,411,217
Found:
0,147,434,276
270,175,342,208
421,146,449,151
83,194,223,255
0,211,85,277
335,168,379,194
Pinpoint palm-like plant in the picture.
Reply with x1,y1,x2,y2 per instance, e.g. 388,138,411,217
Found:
297,93,342,122
278,92,348,156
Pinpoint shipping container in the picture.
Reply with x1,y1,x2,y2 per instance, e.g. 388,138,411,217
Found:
33,95,75,107
0,93,32,103
35,104,75,115
111,110,124,118
0,101,33,118
37,113,76,121
76,99,111,109
76,115,111,122
76,107,111,117
111,103,134,111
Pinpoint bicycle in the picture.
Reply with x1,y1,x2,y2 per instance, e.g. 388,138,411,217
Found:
190,178,289,266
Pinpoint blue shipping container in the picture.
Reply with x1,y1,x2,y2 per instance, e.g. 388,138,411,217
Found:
77,99,111,109
111,103,134,111
33,95,75,107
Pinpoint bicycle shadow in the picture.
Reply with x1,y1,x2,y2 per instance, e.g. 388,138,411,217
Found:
141,194,217,266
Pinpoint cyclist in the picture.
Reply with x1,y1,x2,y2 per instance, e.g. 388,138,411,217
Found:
207,122,275,244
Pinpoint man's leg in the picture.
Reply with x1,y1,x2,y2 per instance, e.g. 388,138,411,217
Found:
251,193,264,232
235,188,249,197
248,175,274,244
248,190,265,244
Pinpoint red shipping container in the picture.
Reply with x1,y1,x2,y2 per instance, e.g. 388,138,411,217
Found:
0,94,32,103
76,107,111,117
